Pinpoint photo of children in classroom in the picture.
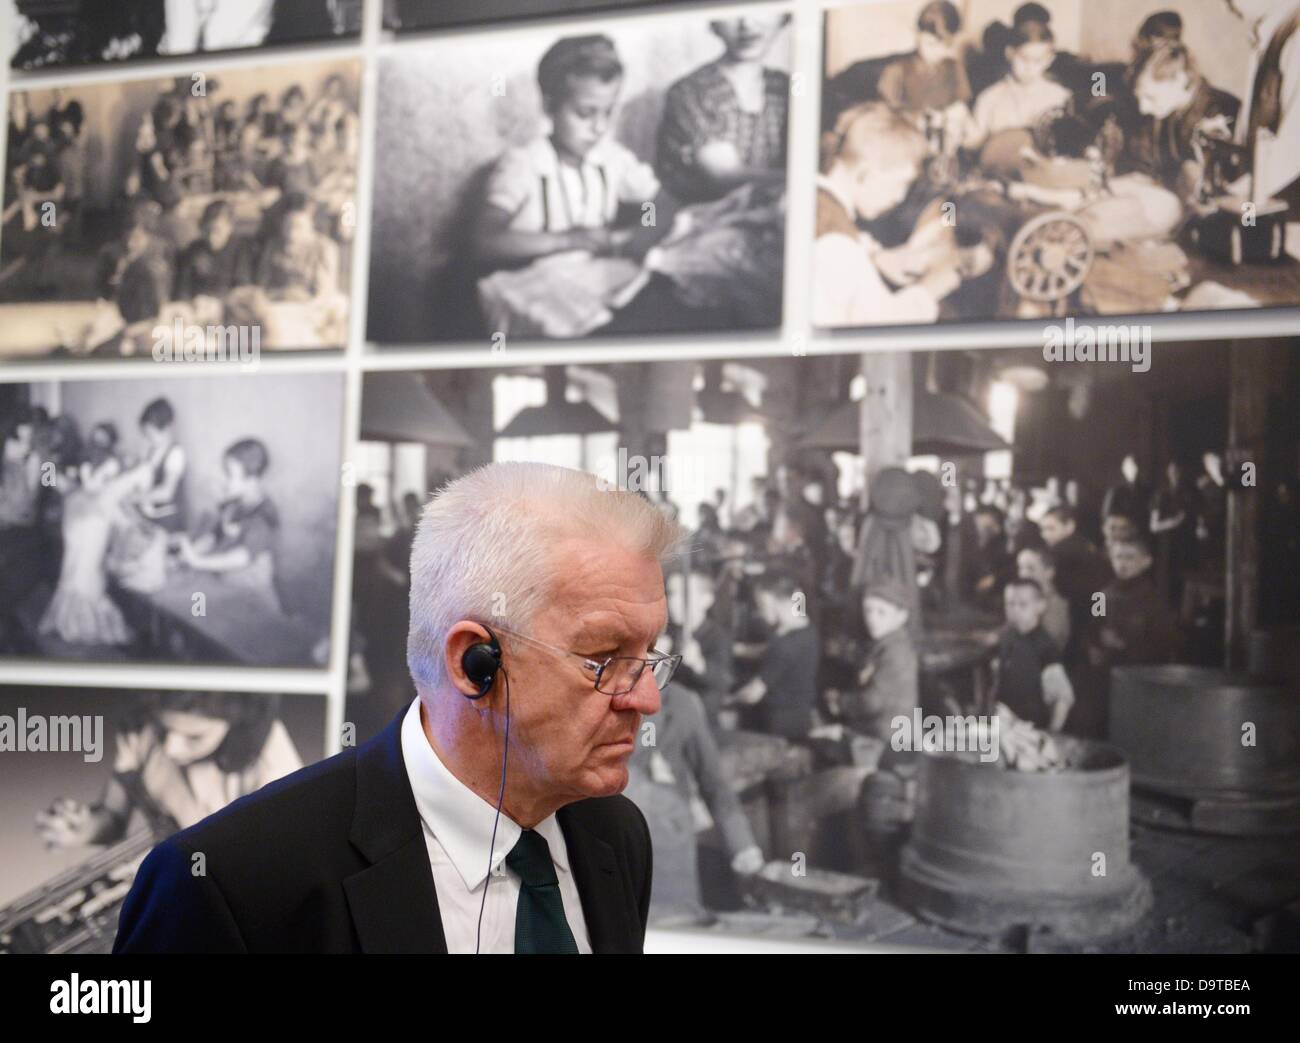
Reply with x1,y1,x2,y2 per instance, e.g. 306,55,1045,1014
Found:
0,58,361,358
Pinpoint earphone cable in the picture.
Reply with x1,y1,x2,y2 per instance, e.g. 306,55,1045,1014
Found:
474,665,510,955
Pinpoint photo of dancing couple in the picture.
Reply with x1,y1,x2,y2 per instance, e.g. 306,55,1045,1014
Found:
0,372,344,666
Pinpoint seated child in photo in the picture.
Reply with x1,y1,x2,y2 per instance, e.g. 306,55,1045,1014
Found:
878,0,973,150
93,203,173,347
255,195,339,301
995,578,1074,731
473,34,662,269
846,578,919,743
965,19,1072,153
1080,43,1235,245
174,199,252,301
176,438,284,613
815,102,990,325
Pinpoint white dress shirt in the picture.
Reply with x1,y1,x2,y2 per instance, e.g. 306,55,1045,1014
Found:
399,698,592,953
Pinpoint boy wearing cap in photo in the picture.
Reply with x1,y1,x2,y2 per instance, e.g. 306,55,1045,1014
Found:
995,578,1074,731
846,577,919,743
850,578,922,883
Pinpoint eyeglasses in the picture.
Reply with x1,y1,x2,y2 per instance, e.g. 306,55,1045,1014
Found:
491,625,681,696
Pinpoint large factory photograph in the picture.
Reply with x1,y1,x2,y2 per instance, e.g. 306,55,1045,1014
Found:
344,341,1299,952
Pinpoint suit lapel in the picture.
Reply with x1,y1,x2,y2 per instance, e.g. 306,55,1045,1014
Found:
343,711,448,953
558,806,639,953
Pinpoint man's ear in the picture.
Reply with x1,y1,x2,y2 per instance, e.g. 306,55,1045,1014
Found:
443,621,496,700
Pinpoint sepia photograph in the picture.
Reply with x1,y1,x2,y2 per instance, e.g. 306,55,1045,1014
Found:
345,341,1300,951
1,58,361,358
9,0,362,71
383,0,781,34
0,685,326,953
816,0,1300,328
367,9,791,344
0,371,345,666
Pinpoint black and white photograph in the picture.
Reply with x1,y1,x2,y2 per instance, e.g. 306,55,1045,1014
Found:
815,0,1300,328
367,9,791,344
345,341,1300,951
383,0,780,34
0,371,345,666
1,59,361,358
9,0,362,71
0,684,327,953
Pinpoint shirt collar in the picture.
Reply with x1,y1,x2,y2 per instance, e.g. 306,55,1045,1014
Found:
530,133,612,178
399,698,571,893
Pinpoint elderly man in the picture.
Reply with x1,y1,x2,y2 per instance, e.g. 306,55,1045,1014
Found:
115,462,683,953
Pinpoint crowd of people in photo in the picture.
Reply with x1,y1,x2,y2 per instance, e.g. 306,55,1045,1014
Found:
2,72,358,354
816,0,1298,326
587,441,1265,921
0,398,286,656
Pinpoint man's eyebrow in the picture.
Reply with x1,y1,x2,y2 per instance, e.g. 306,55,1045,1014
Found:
571,625,623,649
575,620,664,651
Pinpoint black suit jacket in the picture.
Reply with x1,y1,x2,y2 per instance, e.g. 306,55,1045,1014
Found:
113,710,652,953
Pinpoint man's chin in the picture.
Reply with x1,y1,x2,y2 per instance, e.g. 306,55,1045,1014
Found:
578,759,631,798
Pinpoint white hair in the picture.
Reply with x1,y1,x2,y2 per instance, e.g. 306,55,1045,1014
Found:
406,461,685,690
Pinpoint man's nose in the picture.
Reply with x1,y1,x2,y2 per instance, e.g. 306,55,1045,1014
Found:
613,670,661,716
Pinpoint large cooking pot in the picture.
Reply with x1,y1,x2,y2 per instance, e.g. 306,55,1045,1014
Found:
898,739,1151,942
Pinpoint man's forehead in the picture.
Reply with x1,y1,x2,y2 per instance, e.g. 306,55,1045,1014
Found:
548,537,668,636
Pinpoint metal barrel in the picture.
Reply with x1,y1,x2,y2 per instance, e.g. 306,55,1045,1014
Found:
898,741,1151,941
1109,665,1300,799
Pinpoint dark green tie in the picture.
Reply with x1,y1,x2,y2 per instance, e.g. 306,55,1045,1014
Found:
506,829,579,954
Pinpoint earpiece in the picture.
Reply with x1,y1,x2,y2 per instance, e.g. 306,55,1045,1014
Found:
461,626,502,699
